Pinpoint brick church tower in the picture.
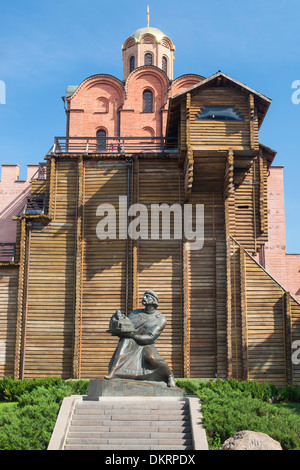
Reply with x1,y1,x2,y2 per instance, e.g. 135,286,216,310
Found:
63,23,204,141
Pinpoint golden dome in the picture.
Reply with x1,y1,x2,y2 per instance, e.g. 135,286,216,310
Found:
122,26,174,49
132,26,166,42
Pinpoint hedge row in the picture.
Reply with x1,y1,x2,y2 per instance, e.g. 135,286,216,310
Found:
1,377,300,450
176,378,300,450
0,376,88,402
0,377,89,450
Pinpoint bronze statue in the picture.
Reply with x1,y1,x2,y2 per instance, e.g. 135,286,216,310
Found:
105,290,176,387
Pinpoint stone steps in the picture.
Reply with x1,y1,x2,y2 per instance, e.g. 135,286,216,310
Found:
68,431,192,439
69,425,189,433
65,444,191,451
64,398,194,450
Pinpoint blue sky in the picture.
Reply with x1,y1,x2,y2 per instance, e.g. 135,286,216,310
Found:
0,0,299,252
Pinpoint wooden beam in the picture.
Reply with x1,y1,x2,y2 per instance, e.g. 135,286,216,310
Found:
223,147,234,199
13,218,26,379
183,241,190,378
258,150,266,233
284,291,294,385
186,93,191,147
184,93,194,201
225,208,233,378
232,237,240,380
240,246,249,380
184,147,194,201
48,156,56,219
73,156,84,379
132,158,139,310
249,93,255,151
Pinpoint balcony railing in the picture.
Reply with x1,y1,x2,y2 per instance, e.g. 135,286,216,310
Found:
31,163,47,180
18,196,45,216
0,243,16,263
48,136,178,155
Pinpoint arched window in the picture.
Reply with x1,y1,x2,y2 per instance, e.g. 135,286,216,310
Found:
96,97,109,113
144,53,153,65
162,56,167,74
143,90,153,113
96,129,106,151
129,56,135,73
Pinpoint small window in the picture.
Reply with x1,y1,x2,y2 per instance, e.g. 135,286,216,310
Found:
144,53,153,65
195,105,245,122
96,129,106,151
143,90,153,113
129,56,135,73
162,56,167,74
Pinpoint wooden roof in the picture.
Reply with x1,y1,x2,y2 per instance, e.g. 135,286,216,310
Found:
259,143,277,168
166,71,272,138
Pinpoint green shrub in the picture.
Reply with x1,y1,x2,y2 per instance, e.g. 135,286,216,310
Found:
0,387,62,450
177,378,300,450
1,377,300,450
0,376,89,403
0,378,89,450
277,384,300,403
175,379,200,395
0,376,65,402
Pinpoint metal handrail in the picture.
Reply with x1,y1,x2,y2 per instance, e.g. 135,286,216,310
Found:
49,136,178,155
17,196,46,216
30,163,47,181
24,196,45,215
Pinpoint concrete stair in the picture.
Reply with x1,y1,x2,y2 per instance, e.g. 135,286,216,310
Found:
64,397,193,450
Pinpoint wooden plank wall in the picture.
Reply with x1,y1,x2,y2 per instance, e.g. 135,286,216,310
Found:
291,297,300,385
22,159,77,378
12,157,186,379
229,239,243,380
136,159,184,378
6,154,297,384
188,153,227,378
30,179,47,198
228,237,300,385
245,252,287,385
80,160,128,378
0,268,18,377
230,154,268,256
190,87,251,150
23,224,75,378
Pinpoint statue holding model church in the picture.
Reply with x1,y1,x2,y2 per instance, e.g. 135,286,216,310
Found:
105,290,176,388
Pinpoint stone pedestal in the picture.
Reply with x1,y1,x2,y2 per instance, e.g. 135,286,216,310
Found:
85,378,185,399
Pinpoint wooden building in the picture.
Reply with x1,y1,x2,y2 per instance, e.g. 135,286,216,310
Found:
0,25,299,385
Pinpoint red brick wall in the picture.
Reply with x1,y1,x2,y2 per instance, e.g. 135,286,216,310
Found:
264,166,300,300
67,71,204,139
